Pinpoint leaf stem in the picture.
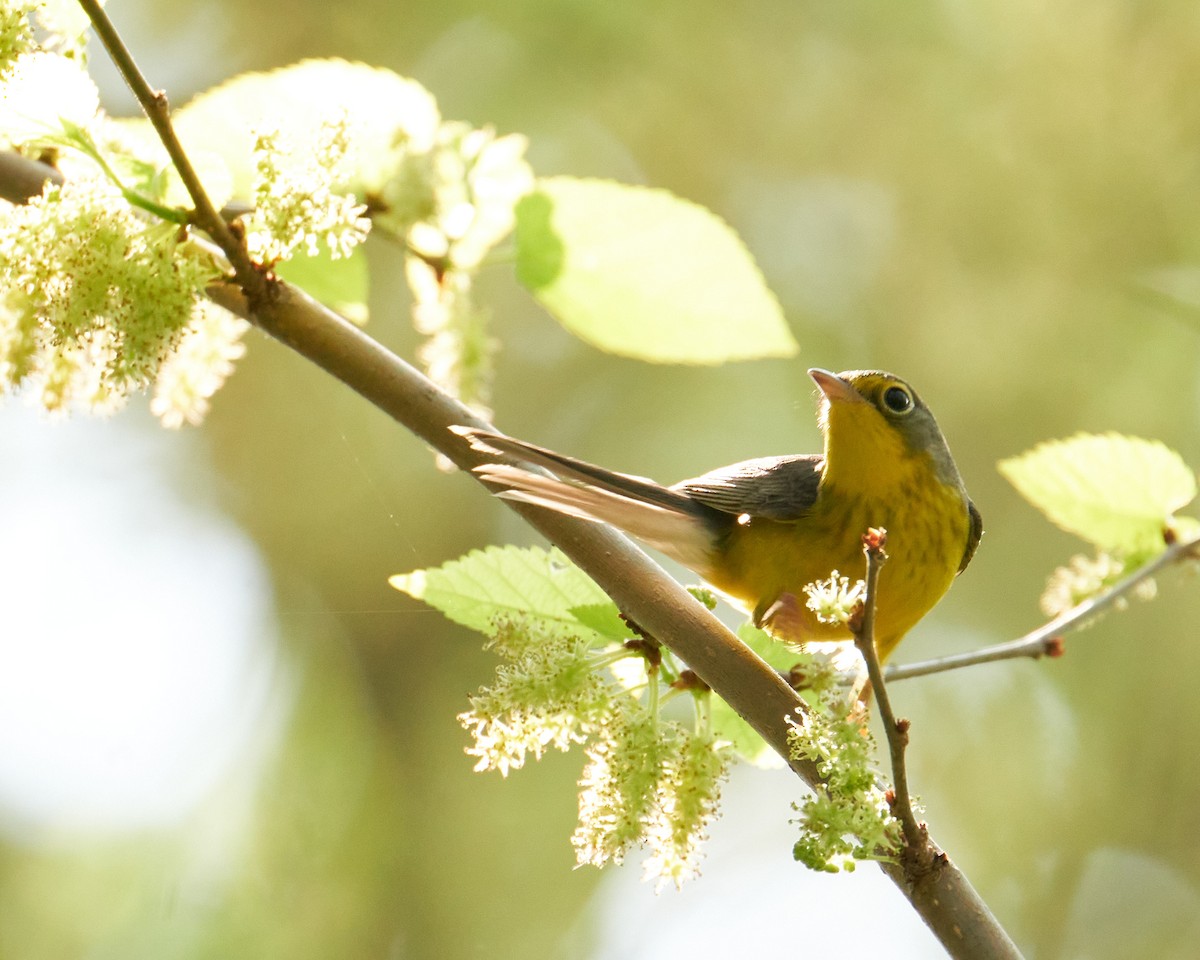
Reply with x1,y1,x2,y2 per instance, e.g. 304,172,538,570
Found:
52,120,188,224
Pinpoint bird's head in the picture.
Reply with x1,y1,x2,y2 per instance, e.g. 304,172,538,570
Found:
809,368,963,492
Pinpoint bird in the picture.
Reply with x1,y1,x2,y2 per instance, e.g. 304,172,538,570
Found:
453,368,981,662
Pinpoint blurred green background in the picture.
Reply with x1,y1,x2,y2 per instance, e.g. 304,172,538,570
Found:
4,1,1200,957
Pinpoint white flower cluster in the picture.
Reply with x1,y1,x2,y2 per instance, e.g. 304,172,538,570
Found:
245,120,370,265
459,627,609,777
460,616,729,889
150,301,249,428
572,713,728,890
0,13,240,427
0,178,219,421
0,1,35,76
1040,551,1158,618
803,570,867,625
398,124,532,272
788,698,901,873
394,124,533,418
639,730,729,890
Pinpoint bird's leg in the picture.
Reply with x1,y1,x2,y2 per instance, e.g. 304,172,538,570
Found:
754,590,806,637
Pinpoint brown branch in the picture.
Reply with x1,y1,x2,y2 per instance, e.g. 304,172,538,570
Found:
7,130,1025,955
849,540,1023,956
0,151,63,203
850,529,924,852
76,0,267,302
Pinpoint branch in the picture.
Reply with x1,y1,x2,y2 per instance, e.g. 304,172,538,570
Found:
0,151,63,203
846,532,1020,956
850,530,923,851
885,529,1200,683
76,0,266,301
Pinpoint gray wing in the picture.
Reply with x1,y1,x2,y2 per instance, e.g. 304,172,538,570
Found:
674,455,824,522
958,500,983,574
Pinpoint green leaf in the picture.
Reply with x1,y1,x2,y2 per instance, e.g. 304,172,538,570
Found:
275,246,369,324
999,433,1197,555
567,602,631,641
389,545,611,636
515,177,797,364
709,623,801,767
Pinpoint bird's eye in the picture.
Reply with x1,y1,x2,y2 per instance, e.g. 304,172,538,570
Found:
882,385,914,415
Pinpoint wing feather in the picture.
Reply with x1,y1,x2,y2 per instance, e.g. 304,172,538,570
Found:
675,455,824,522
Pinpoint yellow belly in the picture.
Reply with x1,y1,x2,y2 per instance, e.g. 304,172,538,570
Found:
706,474,968,661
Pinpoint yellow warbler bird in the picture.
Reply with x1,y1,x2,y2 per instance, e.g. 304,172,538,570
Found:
455,369,981,661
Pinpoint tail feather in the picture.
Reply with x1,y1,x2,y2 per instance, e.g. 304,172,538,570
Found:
455,427,719,571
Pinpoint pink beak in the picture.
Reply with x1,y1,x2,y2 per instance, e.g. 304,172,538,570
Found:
808,368,864,405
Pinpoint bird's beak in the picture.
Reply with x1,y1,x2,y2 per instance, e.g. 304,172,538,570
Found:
808,368,864,405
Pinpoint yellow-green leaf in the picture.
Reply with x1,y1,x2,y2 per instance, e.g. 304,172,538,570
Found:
999,433,1197,556
174,59,440,199
515,177,797,364
389,545,610,636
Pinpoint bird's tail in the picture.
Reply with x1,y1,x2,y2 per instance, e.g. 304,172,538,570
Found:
453,426,719,570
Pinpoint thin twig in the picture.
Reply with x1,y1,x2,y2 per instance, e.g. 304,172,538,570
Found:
851,529,925,853
75,0,266,299
885,528,1200,683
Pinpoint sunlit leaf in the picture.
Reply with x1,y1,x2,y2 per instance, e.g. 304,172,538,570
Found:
999,433,1197,556
515,176,797,364
389,545,610,636
0,52,98,149
173,59,440,198
568,602,630,641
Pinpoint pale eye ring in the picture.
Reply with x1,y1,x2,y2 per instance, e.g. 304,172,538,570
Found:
882,385,914,415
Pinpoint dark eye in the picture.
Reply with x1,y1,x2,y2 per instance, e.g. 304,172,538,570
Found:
883,385,914,414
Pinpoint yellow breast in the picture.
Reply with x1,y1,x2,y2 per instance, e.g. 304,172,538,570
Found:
707,428,969,661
